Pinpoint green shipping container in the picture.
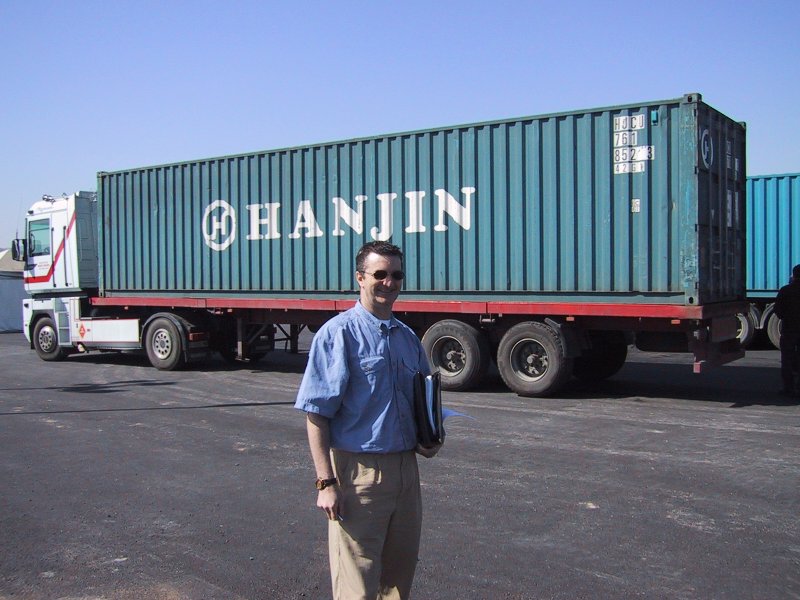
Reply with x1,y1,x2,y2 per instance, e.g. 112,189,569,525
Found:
98,92,746,307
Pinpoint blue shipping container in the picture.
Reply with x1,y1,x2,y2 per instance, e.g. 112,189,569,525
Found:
746,173,800,297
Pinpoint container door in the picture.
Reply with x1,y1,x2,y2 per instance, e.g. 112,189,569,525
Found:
693,100,746,304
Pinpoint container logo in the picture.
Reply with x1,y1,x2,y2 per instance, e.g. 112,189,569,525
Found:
200,188,475,251
203,200,236,251
700,129,714,169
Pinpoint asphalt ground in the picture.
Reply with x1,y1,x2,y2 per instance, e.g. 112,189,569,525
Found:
0,331,798,600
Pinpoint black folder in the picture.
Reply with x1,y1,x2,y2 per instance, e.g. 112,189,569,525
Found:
413,371,444,448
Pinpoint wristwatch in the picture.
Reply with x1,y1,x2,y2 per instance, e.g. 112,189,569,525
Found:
315,477,337,490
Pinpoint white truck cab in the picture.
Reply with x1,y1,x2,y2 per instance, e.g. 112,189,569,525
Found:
12,193,143,362
20,192,98,295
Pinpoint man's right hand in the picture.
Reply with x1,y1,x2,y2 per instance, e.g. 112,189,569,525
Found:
317,486,343,521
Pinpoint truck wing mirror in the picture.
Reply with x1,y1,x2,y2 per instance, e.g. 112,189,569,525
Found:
11,238,27,262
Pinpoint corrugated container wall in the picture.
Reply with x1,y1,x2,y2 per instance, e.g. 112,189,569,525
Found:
97,93,746,306
746,173,800,297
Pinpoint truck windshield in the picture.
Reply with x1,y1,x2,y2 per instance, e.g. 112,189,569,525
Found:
28,219,51,257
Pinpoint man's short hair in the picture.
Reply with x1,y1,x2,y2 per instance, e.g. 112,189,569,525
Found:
793,264,800,280
355,241,404,273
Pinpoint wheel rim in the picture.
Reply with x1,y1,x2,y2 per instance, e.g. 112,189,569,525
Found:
151,328,173,360
509,338,548,381
430,335,466,375
38,326,57,353
736,314,751,341
767,314,782,349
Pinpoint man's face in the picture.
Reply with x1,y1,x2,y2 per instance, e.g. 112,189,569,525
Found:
356,252,403,319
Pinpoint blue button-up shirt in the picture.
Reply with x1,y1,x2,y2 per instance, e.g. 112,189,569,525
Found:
295,302,430,453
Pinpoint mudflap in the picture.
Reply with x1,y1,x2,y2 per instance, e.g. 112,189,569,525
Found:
690,315,744,373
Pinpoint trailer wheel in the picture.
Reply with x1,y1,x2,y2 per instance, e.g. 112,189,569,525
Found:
422,320,490,391
33,317,68,361
496,321,572,397
735,311,757,349
767,313,782,350
145,317,185,371
573,331,628,382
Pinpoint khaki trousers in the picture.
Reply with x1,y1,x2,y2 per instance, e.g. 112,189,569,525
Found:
329,449,422,600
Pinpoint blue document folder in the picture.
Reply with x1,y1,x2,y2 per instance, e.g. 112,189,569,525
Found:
413,371,443,448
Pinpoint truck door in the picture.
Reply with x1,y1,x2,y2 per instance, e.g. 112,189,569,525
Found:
23,197,83,293
25,216,56,290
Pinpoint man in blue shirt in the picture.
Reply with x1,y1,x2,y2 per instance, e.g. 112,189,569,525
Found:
295,241,440,600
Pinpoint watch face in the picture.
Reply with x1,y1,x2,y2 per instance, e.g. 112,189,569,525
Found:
316,478,335,490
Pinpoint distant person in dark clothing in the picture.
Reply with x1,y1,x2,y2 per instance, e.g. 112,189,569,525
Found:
774,264,800,396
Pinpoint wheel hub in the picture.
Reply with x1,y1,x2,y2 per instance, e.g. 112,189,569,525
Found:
152,329,173,359
512,340,548,380
433,337,466,374
38,327,56,353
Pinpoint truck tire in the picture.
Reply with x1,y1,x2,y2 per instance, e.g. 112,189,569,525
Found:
496,321,572,397
145,317,186,370
735,311,756,348
767,313,782,350
573,331,628,382
422,320,490,391
33,317,68,361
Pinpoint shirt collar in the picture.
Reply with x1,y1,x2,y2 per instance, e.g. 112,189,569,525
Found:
354,301,398,331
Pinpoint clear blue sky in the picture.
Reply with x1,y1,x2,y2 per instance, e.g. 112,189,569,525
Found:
1,0,798,246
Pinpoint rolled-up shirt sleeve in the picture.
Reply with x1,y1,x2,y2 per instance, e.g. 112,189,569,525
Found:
295,325,349,418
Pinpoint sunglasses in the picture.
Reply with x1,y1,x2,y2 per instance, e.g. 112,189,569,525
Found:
360,269,405,281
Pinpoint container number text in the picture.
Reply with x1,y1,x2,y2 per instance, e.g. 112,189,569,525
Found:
613,114,645,131
614,145,654,163
614,162,646,175
614,131,638,147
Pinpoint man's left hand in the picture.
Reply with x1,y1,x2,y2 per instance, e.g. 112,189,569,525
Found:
415,443,441,458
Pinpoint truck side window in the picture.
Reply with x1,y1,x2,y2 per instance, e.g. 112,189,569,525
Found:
28,219,51,257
